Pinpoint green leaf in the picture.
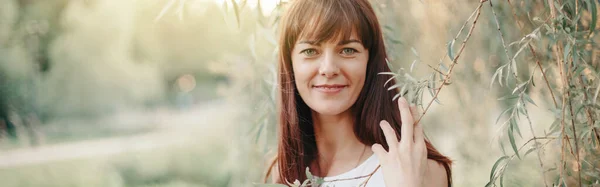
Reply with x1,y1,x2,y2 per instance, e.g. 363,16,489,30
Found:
523,94,538,107
511,41,530,75
393,93,402,101
439,63,449,73
496,108,513,125
384,25,394,33
500,169,505,187
302,179,310,186
587,0,597,35
512,82,527,95
400,84,408,96
429,73,435,89
548,119,561,135
388,84,402,91
530,74,536,87
508,125,521,159
447,40,455,61
485,182,494,187
511,117,522,138
574,66,586,78
489,156,509,181
524,146,538,157
563,42,572,64
410,60,418,72
254,120,266,143
316,177,325,185
428,86,436,99
305,167,313,179
497,95,519,101
411,47,420,57
389,38,403,44
499,138,507,155
491,67,502,88
384,74,398,87
378,72,396,76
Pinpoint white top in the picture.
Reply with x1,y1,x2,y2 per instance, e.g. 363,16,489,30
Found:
318,154,386,187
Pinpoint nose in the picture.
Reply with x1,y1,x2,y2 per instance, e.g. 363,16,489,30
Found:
318,52,339,78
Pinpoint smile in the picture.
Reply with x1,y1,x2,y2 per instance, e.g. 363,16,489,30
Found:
312,84,348,94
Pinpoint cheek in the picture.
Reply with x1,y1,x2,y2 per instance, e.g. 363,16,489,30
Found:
291,59,315,92
348,58,368,91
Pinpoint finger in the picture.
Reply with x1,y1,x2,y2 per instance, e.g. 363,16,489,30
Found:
414,122,425,145
380,120,398,152
371,143,388,164
398,97,414,145
410,104,419,123
410,105,425,144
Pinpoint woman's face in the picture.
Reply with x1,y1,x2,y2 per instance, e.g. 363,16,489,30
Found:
291,33,369,116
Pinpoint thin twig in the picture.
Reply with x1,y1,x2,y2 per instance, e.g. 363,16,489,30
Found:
578,75,600,145
567,90,582,186
489,0,518,80
491,137,556,185
507,0,559,108
435,6,480,68
415,1,485,125
555,41,569,185
427,64,448,77
503,1,556,186
522,97,550,187
570,0,583,185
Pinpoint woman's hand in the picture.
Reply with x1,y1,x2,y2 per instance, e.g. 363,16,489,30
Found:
372,97,427,187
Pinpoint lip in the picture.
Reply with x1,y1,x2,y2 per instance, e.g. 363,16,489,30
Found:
312,84,348,94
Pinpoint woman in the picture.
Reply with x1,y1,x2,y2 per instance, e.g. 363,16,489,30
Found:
265,0,452,186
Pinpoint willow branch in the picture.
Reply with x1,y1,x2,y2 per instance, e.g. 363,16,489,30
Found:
522,97,550,187
489,0,518,80
578,75,600,144
415,1,485,125
491,137,556,185
507,0,559,108
570,0,582,185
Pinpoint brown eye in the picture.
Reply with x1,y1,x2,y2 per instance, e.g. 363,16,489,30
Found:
300,49,318,57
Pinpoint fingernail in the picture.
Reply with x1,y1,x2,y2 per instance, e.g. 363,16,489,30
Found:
399,97,406,104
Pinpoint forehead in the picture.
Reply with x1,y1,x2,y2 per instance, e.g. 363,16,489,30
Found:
296,31,362,45
282,0,375,50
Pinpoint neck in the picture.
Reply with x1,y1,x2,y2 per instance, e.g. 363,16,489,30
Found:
311,109,371,176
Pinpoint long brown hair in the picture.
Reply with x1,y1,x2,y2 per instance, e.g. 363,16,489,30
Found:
267,0,452,185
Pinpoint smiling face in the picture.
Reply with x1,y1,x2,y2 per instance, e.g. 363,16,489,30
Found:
291,34,369,116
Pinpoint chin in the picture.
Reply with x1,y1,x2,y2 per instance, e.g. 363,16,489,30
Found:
307,102,352,116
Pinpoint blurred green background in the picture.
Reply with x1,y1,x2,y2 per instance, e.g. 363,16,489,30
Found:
0,0,585,186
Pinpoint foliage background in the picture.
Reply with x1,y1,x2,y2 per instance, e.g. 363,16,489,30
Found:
0,0,598,186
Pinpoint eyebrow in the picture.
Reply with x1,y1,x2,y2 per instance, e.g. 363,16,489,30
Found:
298,39,362,46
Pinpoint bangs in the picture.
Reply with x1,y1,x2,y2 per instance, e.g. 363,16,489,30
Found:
284,0,374,49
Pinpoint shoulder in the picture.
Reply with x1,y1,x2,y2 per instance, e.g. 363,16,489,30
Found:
423,159,448,187
271,164,280,183
265,156,280,184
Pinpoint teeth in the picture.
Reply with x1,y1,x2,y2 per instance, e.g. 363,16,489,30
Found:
315,86,345,89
